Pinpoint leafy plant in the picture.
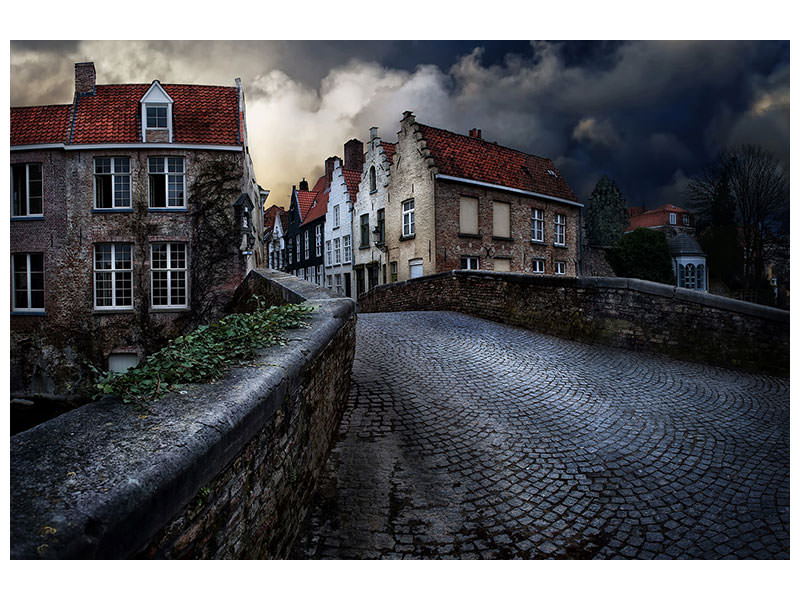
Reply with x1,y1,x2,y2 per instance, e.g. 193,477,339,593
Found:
93,299,313,405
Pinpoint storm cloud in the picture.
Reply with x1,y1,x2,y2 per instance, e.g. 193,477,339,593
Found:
10,40,789,209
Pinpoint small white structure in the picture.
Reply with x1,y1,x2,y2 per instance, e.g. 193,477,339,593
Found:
669,233,707,291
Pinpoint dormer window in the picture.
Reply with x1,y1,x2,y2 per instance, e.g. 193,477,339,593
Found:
146,105,168,129
140,81,174,142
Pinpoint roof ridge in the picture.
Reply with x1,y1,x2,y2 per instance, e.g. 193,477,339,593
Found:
417,122,554,164
11,103,72,110
95,82,237,90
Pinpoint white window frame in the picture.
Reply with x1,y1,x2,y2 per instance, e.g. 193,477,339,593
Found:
555,261,566,275
335,273,342,295
460,256,479,270
11,163,43,218
300,267,305,280
326,240,332,266
334,237,341,264
146,104,169,129
327,275,333,288
554,214,566,247
94,243,134,309
12,252,44,312
669,212,677,225
94,157,131,210
531,208,544,242
315,224,322,257
150,242,188,308
532,258,545,274
402,199,415,237
148,156,185,209
343,235,351,263
682,214,690,226
333,204,340,229
304,230,310,260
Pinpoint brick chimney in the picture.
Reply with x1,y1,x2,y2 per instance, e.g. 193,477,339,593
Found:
469,128,482,139
74,62,96,95
324,156,339,186
299,178,309,192
344,139,364,173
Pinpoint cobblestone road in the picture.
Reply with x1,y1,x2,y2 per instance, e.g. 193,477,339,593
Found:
291,311,789,559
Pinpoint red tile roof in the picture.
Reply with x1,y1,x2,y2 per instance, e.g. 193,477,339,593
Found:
296,176,326,220
302,188,329,225
12,83,241,146
626,204,694,231
417,123,578,203
381,142,396,164
263,204,284,231
342,168,361,199
10,104,71,145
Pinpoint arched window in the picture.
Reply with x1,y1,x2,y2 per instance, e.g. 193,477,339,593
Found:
369,166,377,193
686,263,696,289
697,264,705,290
678,264,685,287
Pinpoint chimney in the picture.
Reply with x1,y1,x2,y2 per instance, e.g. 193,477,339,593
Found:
299,179,308,192
469,128,482,139
74,62,96,95
324,156,339,186
369,126,379,141
344,139,364,173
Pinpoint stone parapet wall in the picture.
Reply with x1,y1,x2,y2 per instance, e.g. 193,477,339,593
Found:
11,270,356,558
358,270,788,375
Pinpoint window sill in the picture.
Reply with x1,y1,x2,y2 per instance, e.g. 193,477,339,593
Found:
399,234,415,241
458,233,482,239
150,307,191,313
553,243,567,248
369,189,378,195
358,245,371,250
530,240,546,246
93,308,135,315
11,310,46,316
148,207,188,212
93,208,134,214
11,216,44,221
492,236,513,242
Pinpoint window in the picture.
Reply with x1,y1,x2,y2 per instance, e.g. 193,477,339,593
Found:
377,208,385,244
554,214,566,246
531,208,544,242
335,273,342,294
12,253,44,311
685,263,696,288
316,265,322,285
343,235,352,263
697,264,705,290
682,214,690,226
11,163,43,217
532,258,545,273
460,196,478,235
327,275,333,288
94,243,133,309
409,258,423,279
493,258,511,272
460,256,479,270
669,212,677,225
326,240,332,266
148,157,185,208
493,202,510,238
304,230,310,260
555,261,566,275
333,204,340,228
151,242,187,308
402,200,415,237
315,224,322,257
334,238,341,264
288,238,294,265
95,158,131,209
360,214,370,248
369,166,377,193
300,268,305,280
146,105,168,128
295,234,300,262
390,262,398,282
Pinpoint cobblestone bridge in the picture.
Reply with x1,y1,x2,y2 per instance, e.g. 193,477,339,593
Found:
291,311,789,559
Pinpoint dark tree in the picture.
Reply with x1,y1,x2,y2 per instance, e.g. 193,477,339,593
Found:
605,228,674,285
585,175,629,247
688,145,787,290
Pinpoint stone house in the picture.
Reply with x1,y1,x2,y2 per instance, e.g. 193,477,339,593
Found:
285,174,327,285
10,61,263,394
324,140,364,299
384,112,582,283
627,203,696,235
352,127,396,296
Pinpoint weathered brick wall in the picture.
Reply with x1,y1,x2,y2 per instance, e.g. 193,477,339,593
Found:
10,271,356,559
358,270,789,375
433,179,581,275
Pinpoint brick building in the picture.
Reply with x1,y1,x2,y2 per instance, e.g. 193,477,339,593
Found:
626,203,695,234
385,112,582,282
10,62,263,394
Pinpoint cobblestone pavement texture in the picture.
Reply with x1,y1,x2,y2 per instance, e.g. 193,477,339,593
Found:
290,311,790,559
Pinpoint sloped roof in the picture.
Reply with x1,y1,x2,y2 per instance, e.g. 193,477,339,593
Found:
263,204,284,231
302,188,329,225
381,141,396,164
296,175,326,220
417,123,578,203
342,168,361,198
627,204,693,231
668,233,705,256
11,104,71,145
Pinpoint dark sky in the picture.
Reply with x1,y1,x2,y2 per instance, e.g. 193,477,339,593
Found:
10,40,790,208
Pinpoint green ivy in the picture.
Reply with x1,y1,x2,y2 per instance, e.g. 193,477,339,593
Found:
93,299,313,405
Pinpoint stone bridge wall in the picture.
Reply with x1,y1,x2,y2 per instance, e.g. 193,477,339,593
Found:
11,269,356,559
358,270,788,375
